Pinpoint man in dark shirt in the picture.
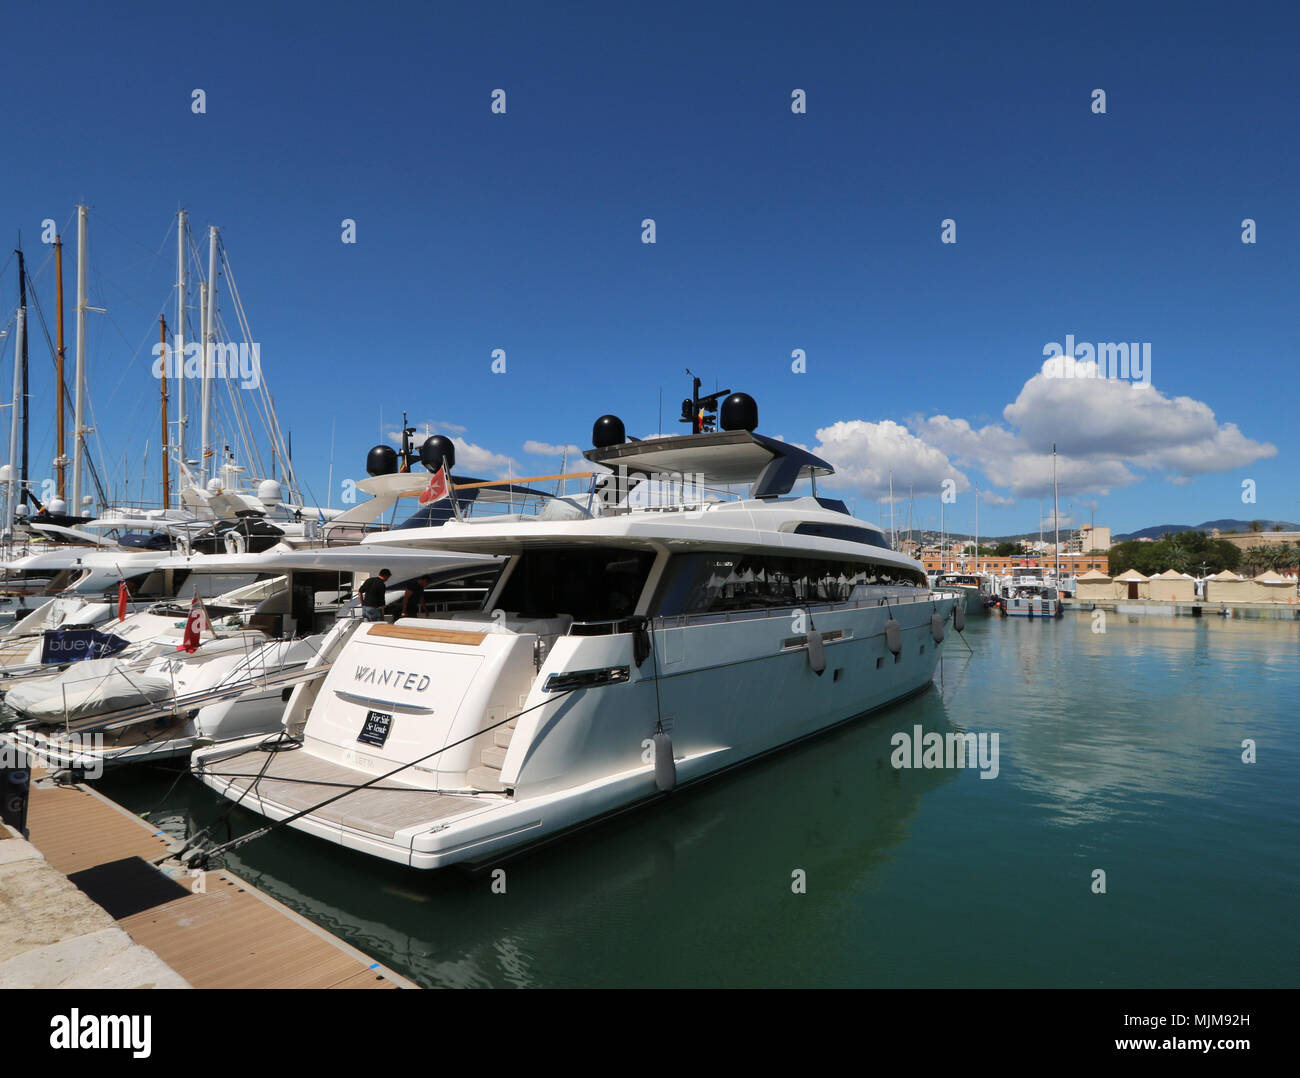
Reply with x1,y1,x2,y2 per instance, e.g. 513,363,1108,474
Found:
359,569,391,621
401,576,430,619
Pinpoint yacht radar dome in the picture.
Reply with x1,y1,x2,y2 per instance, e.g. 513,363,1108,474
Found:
592,414,626,448
206,477,223,494
256,479,283,506
366,445,398,477
47,498,67,515
720,392,758,432
420,435,456,472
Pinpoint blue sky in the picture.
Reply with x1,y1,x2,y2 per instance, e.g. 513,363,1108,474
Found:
1,1,1296,537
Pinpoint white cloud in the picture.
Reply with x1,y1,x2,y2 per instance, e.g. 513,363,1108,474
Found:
456,441,522,479
384,420,467,447
524,440,583,458
811,420,971,501
907,357,1275,500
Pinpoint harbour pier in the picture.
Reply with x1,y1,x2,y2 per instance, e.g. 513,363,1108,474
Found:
0,772,416,989
1064,598,1300,620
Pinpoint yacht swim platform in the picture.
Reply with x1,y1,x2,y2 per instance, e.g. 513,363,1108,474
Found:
197,743,499,840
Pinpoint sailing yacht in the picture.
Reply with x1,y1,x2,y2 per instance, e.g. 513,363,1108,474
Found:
192,390,961,870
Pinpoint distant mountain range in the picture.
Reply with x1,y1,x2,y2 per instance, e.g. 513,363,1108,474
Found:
902,519,1300,546
1112,520,1300,541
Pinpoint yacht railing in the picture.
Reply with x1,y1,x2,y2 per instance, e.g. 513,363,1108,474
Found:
565,587,960,637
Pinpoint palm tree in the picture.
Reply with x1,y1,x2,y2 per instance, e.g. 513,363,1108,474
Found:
1269,542,1297,572
1243,545,1272,575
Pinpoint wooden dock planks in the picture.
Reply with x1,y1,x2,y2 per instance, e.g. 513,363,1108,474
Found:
21,778,415,989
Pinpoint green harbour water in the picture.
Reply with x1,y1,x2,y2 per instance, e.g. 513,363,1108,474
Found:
89,612,1298,988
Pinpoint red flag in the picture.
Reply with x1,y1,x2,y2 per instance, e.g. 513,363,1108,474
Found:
117,580,129,622
179,588,209,653
418,464,449,507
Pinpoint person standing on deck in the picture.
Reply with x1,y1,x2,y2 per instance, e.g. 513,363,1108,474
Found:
402,576,430,619
359,569,391,622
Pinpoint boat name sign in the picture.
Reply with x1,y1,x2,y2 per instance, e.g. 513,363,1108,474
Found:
353,665,432,693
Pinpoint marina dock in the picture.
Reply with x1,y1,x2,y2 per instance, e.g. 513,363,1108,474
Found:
1064,598,1300,620
1,774,416,989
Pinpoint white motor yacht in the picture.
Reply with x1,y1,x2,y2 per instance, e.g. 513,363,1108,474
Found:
192,391,961,870
994,568,1064,618
3,545,498,772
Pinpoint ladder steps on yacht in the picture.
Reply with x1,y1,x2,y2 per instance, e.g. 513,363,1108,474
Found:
467,765,506,792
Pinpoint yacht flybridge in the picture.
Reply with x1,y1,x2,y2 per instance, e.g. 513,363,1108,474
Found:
191,391,961,870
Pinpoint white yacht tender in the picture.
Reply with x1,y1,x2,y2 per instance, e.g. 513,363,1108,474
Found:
192,393,960,870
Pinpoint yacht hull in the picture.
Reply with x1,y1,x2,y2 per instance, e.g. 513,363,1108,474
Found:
194,595,956,869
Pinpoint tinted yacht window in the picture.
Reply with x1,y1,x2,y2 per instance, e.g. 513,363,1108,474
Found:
495,548,656,622
652,551,924,616
792,522,892,550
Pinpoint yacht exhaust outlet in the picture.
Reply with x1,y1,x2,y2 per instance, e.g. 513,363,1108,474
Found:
654,732,676,792
885,618,902,656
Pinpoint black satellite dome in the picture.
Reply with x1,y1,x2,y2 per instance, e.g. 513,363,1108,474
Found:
420,435,456,472
720,392,758,432
366,445,398,476
592,414,626,448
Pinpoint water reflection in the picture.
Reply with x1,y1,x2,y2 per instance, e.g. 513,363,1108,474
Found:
101,688,959,988
953,617,1298,828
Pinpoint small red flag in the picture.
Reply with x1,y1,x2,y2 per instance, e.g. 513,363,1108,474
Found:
178,588,209,653
418,464,449,507
117,580,129,622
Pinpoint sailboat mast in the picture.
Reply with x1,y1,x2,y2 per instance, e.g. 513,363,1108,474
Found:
175,209,187,505
1052,444,1060,580
160,315,170,504
201,225,217,485
71,204,87,515
16,248,28,512
974,488,980,575
888,470,895,548
6,307,24,534
54,235,67,501
940,497,945,573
